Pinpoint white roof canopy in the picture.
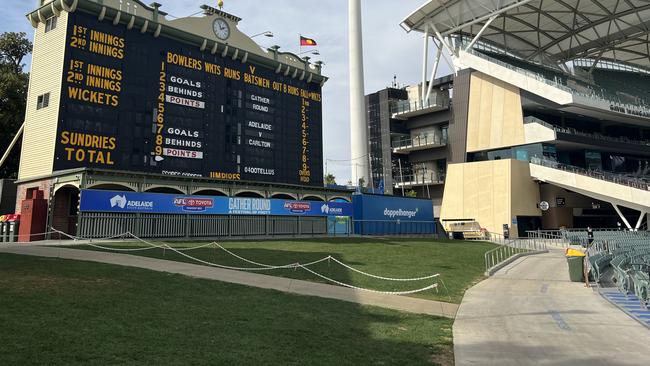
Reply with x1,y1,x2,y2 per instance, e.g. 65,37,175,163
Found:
402,0,650,71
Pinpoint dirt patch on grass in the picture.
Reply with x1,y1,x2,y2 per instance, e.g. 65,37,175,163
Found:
0,275,122,291
429,344,454,365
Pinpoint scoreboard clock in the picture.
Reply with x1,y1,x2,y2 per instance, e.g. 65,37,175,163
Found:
213,18,230,40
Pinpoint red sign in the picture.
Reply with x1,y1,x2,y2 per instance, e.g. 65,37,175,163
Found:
283,202,311,213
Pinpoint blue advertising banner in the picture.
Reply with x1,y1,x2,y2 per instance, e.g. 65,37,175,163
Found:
352,194,435,235
352,194,434,222
79,190,353,217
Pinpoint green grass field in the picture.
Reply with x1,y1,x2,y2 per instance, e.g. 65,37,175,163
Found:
74,237,496,304
0,253,454,365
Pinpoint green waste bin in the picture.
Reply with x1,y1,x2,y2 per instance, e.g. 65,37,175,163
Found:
567,256,585,282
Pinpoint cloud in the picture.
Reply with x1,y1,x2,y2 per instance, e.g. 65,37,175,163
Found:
2,0,450,184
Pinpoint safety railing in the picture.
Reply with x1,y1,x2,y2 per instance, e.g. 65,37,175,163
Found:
462,46,650,117
352,220,437,236
392,98,451,115
484,235,548,274
525,230,569,247
524,116,650,147
393,172,445,187
530,157,650,191
392,135,448,152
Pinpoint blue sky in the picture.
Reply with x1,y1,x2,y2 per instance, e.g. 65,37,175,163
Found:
2,0,451,184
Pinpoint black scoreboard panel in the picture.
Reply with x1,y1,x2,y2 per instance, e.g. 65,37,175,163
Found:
55,11,323,186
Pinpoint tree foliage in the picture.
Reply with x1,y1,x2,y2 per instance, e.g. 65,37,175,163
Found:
0,32,33,73
0,32,32,178
324,173,336,186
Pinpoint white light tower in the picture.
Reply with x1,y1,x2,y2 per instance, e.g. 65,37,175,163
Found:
349,0,368,188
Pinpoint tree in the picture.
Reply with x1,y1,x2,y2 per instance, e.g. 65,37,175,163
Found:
0,32,32,178
0,32,32,73
405,190,417,198
324,173,336,186
357,177,365,188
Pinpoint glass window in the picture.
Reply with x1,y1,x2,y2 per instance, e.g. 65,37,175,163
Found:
36,93,50,110
45,16,57,32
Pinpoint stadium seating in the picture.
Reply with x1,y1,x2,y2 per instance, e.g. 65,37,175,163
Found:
566,229,650,308
475,50,650,108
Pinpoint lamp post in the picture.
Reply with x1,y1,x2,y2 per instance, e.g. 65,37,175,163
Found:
297,49,320,56
250,31,274,39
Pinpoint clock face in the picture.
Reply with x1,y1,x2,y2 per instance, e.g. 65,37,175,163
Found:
213,18,230,40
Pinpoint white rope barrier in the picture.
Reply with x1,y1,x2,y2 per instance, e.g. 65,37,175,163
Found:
297,264,439,295
46,229,442,294
161,244,304,271
214,243,330,268
328,256,441,282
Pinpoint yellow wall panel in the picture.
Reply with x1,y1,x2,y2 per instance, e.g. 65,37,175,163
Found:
440,160,542,236
466,72,526,153
19,12,69,180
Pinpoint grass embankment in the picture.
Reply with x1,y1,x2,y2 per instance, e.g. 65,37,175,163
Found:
0,254,454,365
76,237,496,304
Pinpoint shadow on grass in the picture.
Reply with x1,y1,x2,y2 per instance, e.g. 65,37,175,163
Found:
0,253,454,365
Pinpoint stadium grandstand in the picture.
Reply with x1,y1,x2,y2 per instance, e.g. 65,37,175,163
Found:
365,0,650,236
370,0,650,310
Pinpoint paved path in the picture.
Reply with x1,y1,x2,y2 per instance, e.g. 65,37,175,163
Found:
454,249,650,366
0,244,457,318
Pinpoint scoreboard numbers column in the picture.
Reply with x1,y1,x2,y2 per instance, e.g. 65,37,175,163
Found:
155,62,167,158
299,98,311,184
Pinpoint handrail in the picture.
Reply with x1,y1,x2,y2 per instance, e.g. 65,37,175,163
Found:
484,236,548,274
461,46,650,117
392,98,451,115
392,135,448,150
524,116,650,147
530,157,650,191
394,172,445,186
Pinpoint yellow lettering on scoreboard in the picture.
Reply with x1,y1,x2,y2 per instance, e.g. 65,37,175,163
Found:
60,131,116,166
67,86,119,107
204,61,222,76
166,52,203,71
209,171,241,180
69,25,125,60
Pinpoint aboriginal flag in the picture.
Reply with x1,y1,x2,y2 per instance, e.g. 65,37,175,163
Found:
300,36,318,46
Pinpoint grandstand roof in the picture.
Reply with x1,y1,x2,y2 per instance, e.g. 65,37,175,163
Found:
401,0,650,71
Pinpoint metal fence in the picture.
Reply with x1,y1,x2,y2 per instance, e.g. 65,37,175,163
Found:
75,213,439,239
77,213,330,239
353,220,436,236
484,234,549,274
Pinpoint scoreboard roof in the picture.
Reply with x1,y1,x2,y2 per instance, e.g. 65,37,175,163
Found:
401,0,650,71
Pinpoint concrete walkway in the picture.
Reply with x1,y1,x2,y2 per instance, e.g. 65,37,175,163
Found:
0,244,458,318
454,249,650,366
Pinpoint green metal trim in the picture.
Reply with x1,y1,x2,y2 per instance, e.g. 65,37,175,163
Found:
18,167,353,196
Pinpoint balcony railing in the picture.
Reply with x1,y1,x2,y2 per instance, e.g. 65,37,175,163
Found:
461,46,650,118
393,172,445,187
392,135,448,152
530,157,650,191
524,116,650,147
392,98,450,116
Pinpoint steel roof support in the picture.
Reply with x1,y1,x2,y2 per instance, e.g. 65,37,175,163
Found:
438,0,534,37
464,15,498,52
613,204,633,230
635,212,647,230
425,41,443,103
421,23,430,106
